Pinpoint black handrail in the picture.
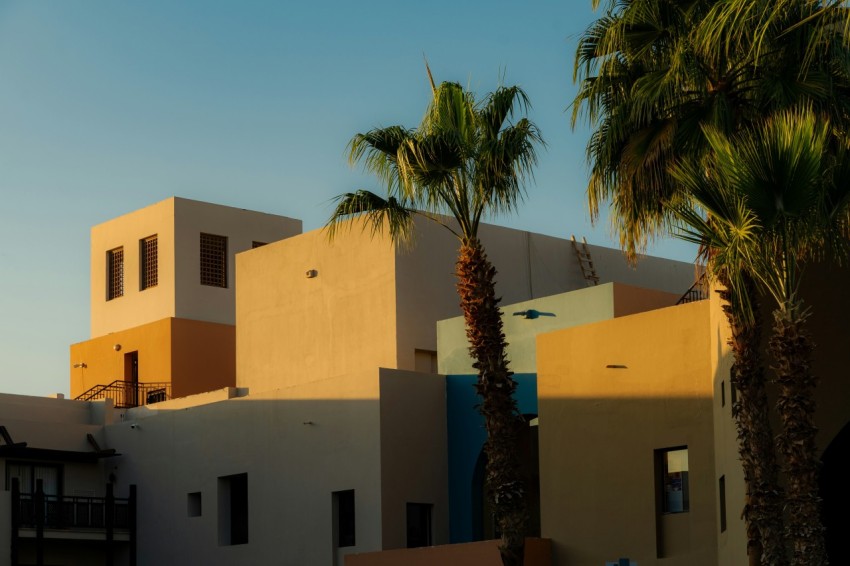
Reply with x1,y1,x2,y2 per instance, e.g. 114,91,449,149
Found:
75,380,171,408
15,493,131,530
676,274,708,305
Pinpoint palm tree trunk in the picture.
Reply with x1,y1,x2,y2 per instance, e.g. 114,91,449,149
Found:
770,309,827,566
456,239,527,566
719,280,787,566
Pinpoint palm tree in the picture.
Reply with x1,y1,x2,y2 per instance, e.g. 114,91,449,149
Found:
326,73,543,566
574,2,850,562
673,108,850,566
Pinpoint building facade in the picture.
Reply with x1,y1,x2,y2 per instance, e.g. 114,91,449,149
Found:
9,198,845,566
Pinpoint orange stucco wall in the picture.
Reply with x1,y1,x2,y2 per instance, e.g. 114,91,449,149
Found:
69,317,234,399
537,300,717,566
170,318,235,397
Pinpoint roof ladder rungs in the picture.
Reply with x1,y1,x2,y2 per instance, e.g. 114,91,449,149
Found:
571,235,600,287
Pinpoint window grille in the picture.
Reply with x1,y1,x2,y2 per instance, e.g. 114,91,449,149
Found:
107,247,124,300
141,235,158,290
200,233,227,287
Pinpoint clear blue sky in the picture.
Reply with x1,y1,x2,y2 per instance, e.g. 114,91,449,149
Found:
0,0,696,396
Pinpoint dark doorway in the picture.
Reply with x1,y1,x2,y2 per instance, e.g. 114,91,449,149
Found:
124,351,139,406
820,421,850,563
471,414,541,540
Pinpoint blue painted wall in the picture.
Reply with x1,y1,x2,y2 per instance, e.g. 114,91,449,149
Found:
446,372,538,543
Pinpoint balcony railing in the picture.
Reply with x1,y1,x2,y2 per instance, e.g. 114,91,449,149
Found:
75,380,171,408
10,480,137,566
15,494,131,530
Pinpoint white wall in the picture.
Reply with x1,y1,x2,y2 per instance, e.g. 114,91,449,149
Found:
91,197,301,337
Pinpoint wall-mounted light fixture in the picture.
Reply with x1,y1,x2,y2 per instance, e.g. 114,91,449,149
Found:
113,344,122,352
305,269,318,278
606,364,628,369
512,309,556,320
73,363,87,369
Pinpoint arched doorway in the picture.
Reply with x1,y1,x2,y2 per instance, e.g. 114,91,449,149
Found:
820,420,850,562
471,414,541,540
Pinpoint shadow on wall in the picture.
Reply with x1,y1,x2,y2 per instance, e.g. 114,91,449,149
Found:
537,395,718,566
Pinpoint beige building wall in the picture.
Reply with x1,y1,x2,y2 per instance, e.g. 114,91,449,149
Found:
378,369,449,549
713,262,850,566
236,222,399,392
70,317,235,399
105,371,384,566
0,395,120,566
438,282,680,375
82,366,450,565
537,301,717,566
91,197,301,337
238,217,696,394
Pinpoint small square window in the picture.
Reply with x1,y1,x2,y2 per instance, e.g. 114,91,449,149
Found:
200,233,227,288
188,491,202,517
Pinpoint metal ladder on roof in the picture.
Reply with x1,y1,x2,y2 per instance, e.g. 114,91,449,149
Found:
571,235,599,286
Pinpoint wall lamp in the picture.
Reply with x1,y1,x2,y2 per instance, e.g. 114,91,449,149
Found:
512,309,555,320
606,364,628,369
73,363,88,369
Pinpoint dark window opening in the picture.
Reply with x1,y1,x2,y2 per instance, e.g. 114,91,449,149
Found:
141,235,158,290
218,473,248,545
188,491,202,517
406,502,433,548
200,233,227,287
107,247,124,300
719,475,727,532
251,241,267,249
657,447,689,513
333,489,355,548
5,463,62,496
721,380,726,407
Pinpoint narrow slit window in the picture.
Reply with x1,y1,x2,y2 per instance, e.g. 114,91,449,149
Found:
333,489,355,548
141,235,158,290
719,475,727,532
107,247,124,300
218,473,248,545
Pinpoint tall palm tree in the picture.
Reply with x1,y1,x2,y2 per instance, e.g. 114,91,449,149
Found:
574,2,850,562
673,108,850,566
326,73,543,566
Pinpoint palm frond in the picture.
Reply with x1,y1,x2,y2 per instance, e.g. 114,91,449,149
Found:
325,190,417,246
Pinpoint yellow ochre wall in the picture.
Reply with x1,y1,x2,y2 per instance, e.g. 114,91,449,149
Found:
70,318,234,399
236,221,399,393
537,300,717,566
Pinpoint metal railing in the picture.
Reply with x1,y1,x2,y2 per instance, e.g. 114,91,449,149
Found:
676,274,709,305
75,380,171,408
16,494,131,530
